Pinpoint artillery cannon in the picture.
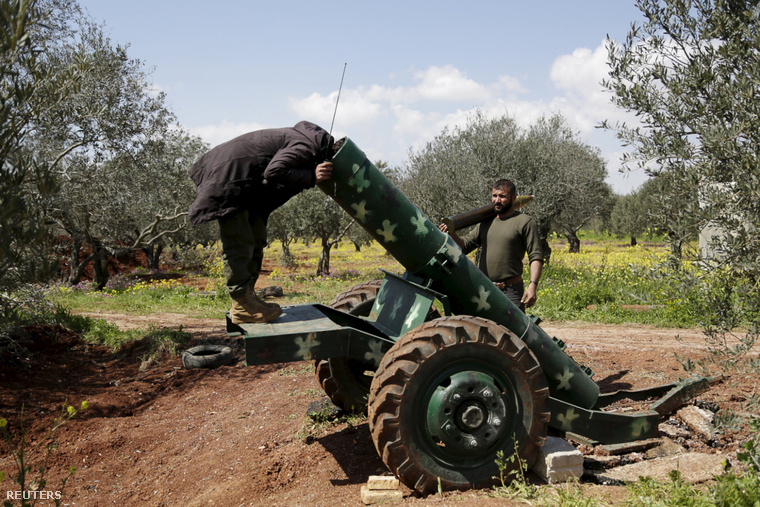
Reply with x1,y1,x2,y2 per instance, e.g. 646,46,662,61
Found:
229,138,708,494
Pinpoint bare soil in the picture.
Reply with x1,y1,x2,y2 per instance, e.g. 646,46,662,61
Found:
1,286,757,506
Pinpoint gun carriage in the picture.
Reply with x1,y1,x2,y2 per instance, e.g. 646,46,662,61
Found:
229,138,707,494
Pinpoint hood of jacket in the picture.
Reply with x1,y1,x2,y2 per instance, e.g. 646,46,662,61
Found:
292,120,333,161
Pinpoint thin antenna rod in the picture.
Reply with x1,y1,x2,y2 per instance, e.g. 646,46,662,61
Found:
329,63,347,137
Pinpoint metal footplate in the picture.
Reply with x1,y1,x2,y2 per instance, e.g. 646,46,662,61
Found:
228,303,396,367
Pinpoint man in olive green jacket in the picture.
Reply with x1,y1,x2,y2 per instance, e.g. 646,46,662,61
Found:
439,179,543,312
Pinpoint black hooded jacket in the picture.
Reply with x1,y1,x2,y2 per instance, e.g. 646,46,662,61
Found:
188,121,332,225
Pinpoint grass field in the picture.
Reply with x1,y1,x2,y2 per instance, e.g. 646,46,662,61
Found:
50,231,700,329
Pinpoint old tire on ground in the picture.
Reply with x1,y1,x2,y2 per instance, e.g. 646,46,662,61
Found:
182,344,234,369
368,315,550,495
315,280,384,414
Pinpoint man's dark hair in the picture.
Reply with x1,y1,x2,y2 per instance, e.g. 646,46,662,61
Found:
493,179,516,195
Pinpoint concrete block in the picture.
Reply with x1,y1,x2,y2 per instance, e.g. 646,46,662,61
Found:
361,485,403,505
677,406,714,440
366,476,400,490
531,436,584,484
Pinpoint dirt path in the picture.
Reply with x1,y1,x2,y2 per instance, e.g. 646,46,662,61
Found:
0,313,755,506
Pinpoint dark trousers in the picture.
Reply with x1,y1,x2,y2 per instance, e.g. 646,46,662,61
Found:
218,209,268,299
501,281,525,313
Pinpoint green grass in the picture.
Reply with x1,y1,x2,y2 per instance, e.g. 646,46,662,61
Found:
49,234,704,329
48,275,232,319
50,307,190,364
533,233,701,327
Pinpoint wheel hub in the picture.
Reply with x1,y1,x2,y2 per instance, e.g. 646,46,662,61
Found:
426,371,511,455
458,402,486,430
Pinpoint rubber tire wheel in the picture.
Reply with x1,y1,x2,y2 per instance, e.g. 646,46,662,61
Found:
182,344,234,369
368,315,550,495
314,280,384,414
316,279,444,414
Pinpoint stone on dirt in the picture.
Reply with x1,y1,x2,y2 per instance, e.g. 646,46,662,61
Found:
659,420,691,439
677,405,714,440
532,436,584,483
361,476,403,505
644,437,686,459
258,285,284,298
366,476,400,490
306,397,341,421
593,453,726,484
584,454,624,470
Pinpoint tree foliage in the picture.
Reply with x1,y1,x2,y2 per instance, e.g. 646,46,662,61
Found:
603,0,760,331
34,15,198,289
268,188,354,276
610,191,647,246
521,118,613,254
403,111,612,256
0,0,74,317
2,0,210,297
19,4,208,289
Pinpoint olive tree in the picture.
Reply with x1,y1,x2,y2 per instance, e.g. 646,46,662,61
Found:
610,191,647,246
268,188,354,277
552,156,614,253
31,12,202,289
403,111,521,224
0,0,81,317
603,0,760,340
267,194,306,268
403,111,612,259
515,116,613,254
268,160,397,273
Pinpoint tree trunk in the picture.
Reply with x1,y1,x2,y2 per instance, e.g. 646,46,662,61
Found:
668,232,683,270
316,238,332,276
566,231,581,254
630,236,637,247
143,243,164,270
67,235,92,285
537,223,552,265
92,246,110,290
280,238,295,268
352,240,361,252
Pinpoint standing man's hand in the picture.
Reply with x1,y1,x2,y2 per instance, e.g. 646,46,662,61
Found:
315,162,333,183
521,260,543,309
521,283,538,308
438,222,465,249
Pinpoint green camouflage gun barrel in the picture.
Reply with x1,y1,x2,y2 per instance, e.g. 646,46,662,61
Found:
319,138,599,409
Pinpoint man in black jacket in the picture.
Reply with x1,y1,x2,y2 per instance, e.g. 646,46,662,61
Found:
188,121,334,324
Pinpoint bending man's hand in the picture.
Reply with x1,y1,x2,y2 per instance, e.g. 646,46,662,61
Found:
315,162,333,183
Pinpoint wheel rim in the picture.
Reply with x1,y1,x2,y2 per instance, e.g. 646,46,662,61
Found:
422,361,520,467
